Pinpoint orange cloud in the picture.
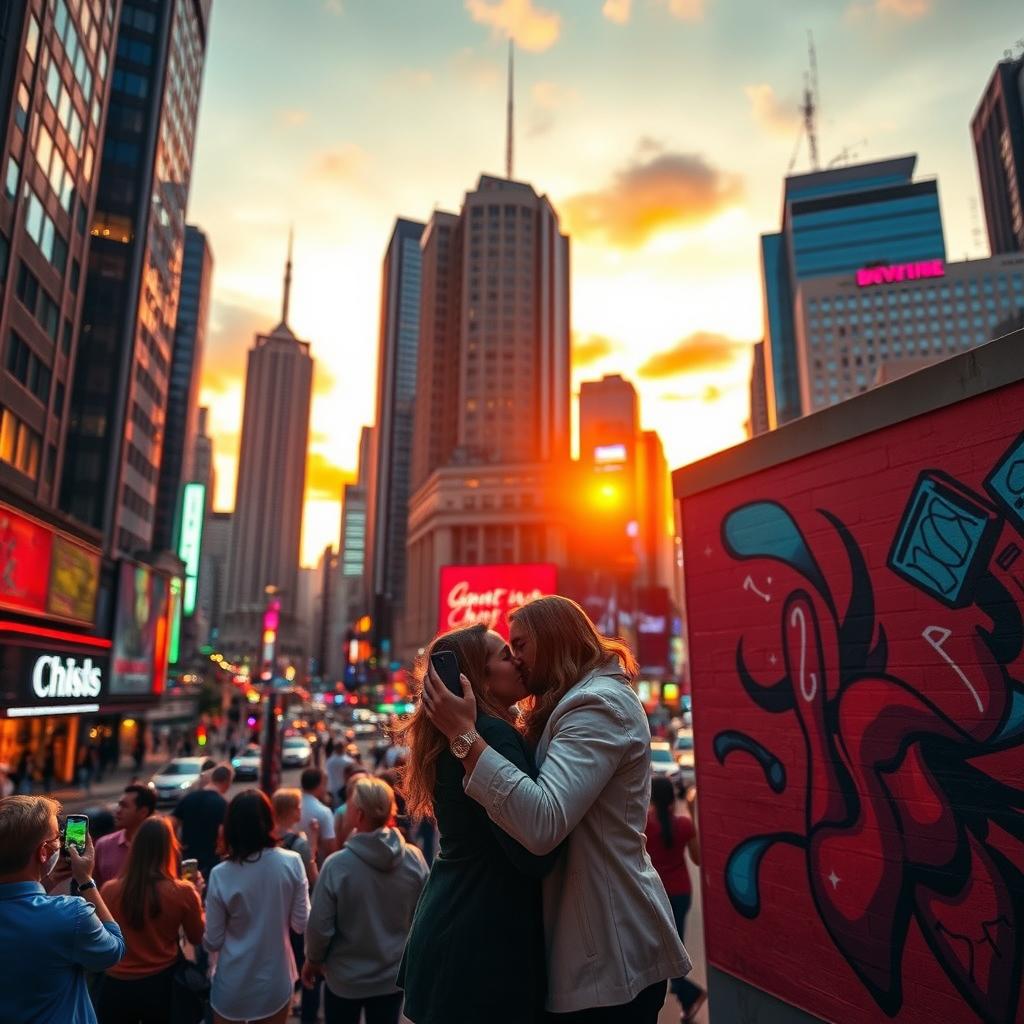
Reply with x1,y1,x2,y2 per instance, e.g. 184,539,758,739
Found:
602,0,631,24
744,83,800,138
638,332,749,378
465,0,561,52
561,150,742,248
308,144,366,183
846,0,931,20
572,333,617,366
662,0,705,19
306,451,355,501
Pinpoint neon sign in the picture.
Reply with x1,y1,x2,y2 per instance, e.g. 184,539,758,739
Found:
177,482,206,616
856,259,945,288
438,564,558,638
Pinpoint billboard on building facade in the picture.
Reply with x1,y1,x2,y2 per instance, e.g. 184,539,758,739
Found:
0,503,100,626
437,564,558,639
111,562,170,696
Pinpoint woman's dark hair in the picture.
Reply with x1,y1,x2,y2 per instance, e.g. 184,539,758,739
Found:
650,776,676,848
120,817,179,930
223,789,277,862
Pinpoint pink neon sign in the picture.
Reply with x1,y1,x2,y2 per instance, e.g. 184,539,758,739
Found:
856,259,945,288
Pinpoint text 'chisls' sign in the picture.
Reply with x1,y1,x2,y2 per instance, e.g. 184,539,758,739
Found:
437,564,558,639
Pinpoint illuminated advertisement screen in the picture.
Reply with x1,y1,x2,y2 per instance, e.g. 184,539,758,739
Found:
168,577,182,666
177,482,206,616
47,535,101,623
437,564,558,639
594,443,627,466
111,562,170,696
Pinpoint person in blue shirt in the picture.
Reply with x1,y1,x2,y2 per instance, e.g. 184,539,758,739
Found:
0,795,125,1023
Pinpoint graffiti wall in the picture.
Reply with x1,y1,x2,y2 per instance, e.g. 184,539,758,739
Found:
681,379,1024,1024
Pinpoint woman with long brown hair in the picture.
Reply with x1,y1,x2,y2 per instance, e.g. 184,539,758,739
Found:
96,816,204,1024
397,623,561,1024
423,595,692,1024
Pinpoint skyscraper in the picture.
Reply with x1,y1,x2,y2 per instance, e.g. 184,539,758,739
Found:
579,374,639,468
761,156,945,427
0,1,119,514
972,55,1024,255
747,341,770,437
222,244,313,654
402,174,571,657
153,224,213,552
62,0,211,557
365,218,423,657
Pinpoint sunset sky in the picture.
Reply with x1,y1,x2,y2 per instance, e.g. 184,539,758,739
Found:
187,0,1022,565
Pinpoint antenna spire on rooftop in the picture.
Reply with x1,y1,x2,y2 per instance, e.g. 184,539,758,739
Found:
282,226,293,326
506,39,514,180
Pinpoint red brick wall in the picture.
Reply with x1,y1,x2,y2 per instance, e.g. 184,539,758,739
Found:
682,379,1024,1024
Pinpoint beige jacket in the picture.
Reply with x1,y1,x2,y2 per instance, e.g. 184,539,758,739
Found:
465,664,692,1012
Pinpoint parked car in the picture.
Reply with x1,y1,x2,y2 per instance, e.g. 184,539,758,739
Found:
150,757,212,805
674,731,696,786
649,741,681,785
231,743,262,781
281,736,312,768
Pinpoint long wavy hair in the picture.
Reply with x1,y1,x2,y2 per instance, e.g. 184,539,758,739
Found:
395,624,516,820
650,776,676,848
510,595,638,746
119,817,180,930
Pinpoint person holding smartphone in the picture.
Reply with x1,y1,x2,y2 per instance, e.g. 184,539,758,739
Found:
0,796,125,1023
396,624,562,1024
96,816,205,1023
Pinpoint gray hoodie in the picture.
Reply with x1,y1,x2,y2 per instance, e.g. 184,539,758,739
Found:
306,827,428,1000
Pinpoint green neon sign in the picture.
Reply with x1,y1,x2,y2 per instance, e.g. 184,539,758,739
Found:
168,576,182,665
177,482,205,616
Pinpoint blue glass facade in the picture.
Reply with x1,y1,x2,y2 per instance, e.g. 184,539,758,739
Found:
760,157,947,426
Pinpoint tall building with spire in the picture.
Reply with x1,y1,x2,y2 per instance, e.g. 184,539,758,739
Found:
401,58,572,654
221,237,313,657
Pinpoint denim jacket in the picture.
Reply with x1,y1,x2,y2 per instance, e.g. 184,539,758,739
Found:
465,664,692,1012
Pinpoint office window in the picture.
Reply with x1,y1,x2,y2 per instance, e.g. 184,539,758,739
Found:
4,157,18,202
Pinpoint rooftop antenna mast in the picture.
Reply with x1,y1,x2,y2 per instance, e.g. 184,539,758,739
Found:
282,226,293,325
801,30,821,171
506,39,515,179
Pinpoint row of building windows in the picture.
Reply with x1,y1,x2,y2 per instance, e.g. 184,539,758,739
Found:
121,481,153,520
35,124,77,214
7,332,52,405
16,262,61,344
808,275,1024,311
126,441,156,482
24,189,69,274
135,362,162,404
0,406,42,480
130,400,156,440
54,0,97,102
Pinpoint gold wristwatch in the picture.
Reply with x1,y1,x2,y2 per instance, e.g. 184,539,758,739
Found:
450,729,479,759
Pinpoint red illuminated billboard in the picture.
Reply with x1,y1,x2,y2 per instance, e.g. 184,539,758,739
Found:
437,564,558,639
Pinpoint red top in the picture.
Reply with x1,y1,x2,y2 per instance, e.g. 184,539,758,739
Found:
645,809,695,896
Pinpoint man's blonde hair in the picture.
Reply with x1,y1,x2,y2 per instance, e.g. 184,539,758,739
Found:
351,777,396,830
0,796,61,874
271,787,302,823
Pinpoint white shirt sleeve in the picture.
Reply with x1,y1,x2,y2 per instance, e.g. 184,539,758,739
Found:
318,802,336,840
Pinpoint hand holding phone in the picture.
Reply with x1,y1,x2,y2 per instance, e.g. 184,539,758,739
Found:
181,858,199,883
63,814,88,856
429,651,463,697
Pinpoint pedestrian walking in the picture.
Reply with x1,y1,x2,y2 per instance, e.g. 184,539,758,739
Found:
298,768,337,861
304,778,427,1024
0,795,125,1022
324,743,351,807
203,790,310,1024
647,778,706,1023
94,785,157,888
273,788,321,1024
423,596,691,1023
173,763,233,883
95,817,205,1024
398,626,561,1024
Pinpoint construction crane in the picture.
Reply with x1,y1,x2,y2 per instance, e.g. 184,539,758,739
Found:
788,31,821,174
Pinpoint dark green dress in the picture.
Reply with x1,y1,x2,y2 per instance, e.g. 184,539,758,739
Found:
398,714,561,1024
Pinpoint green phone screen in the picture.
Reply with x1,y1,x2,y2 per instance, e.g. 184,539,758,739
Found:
65,818,87,853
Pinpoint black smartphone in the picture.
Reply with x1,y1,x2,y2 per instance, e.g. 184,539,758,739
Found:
430,650,463,697
63,814,88,855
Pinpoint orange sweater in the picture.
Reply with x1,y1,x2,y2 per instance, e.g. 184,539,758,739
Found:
101,877,204,978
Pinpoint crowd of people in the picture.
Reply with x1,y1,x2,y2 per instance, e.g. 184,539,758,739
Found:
0,594,704,1024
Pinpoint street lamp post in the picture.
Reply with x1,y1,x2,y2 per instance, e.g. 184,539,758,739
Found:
259,586,282,795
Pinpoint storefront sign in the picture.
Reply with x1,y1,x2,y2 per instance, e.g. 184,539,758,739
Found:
438,564,558,639
0,503,100,625
0,627,111,717
855,259,945,288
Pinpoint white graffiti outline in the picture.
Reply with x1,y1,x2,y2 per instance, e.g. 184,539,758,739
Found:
743,575,771,603
790,604,818,703
922,626,985,713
